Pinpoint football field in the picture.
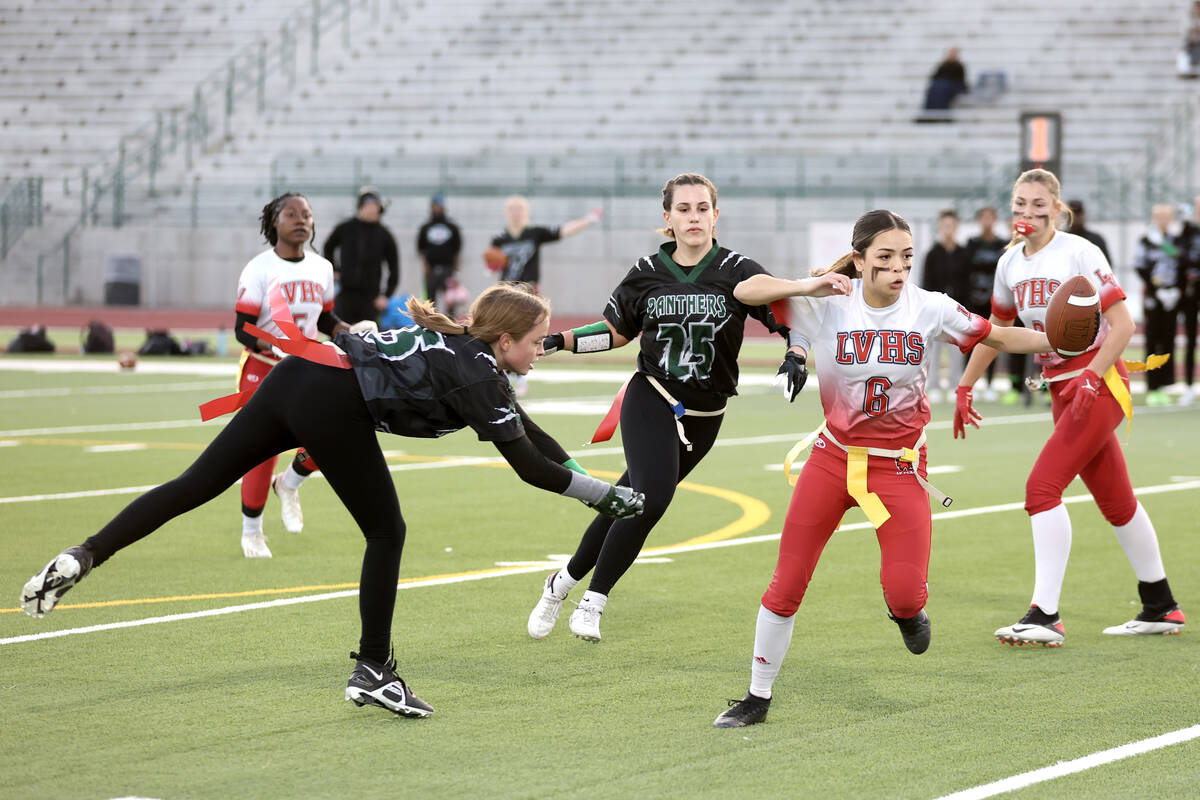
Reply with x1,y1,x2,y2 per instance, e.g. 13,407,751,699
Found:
2,344,1198,799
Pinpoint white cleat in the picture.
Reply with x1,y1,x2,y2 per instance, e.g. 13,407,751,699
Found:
1103,607,1185,636
569,603,603,642
241,530,272,558
527,573,565,639
272,474,304,533
21,546,93,618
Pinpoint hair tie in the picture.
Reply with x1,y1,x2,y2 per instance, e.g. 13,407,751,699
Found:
462,325,469,335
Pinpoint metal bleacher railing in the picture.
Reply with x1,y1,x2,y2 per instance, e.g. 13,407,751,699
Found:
0,177,43,260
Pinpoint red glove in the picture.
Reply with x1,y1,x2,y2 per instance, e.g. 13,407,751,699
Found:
953,386,982,439
1064,369,1101,421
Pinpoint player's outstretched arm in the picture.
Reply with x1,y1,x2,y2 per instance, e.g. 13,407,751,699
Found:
559,208,604,239
492,436,644,519
980,323,1050,354
542,320,631,356
732,273,851,305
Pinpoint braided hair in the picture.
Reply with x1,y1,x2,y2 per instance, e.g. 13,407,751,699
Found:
259,192,316,246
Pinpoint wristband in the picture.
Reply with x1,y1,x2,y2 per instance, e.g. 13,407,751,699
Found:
570,321,614,354
562,457,589,476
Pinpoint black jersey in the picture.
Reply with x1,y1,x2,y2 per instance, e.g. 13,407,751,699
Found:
491,226,561,284
963,235,1005,316
336,327,524,442
604,242,784,399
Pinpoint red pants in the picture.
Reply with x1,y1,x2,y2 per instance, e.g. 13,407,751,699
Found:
762,436,932,619
1025,362,1136,525
238,355,280,511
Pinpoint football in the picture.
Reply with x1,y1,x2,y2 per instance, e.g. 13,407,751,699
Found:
483,246,508,273
1044,275,1100,357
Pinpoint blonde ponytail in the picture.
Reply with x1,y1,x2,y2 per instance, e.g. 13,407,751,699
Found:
407,282,550,344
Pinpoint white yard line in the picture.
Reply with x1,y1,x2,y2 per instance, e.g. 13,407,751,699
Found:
932,725,1200,800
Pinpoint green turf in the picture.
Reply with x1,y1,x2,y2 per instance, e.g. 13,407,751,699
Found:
1,350,1197,799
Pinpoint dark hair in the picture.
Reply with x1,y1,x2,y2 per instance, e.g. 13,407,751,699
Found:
975,205,997,220
937,208,958,221
259,192,315,246
657,173,718,239
814,209,911,277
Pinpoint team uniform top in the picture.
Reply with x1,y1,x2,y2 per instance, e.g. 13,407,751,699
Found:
786,281,991,450
604,242,785,404
991,230,1126,372
235,248,336,348
491,226,561,283
336,327,524,442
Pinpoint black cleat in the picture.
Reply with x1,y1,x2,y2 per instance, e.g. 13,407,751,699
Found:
21,545,94,618
889,609,931,654
345,652,434,718
713,692,771,728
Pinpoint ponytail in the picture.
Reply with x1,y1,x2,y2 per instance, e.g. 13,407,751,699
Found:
408,282,549,345
811,252,858,278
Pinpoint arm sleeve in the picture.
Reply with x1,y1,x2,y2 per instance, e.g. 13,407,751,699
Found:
234,311,260,350
538,226,562,244
493,436,572,493
317,309,343,336
1078,240,1127,310
516,404,571,464
383,230,399,296
935,293,992,352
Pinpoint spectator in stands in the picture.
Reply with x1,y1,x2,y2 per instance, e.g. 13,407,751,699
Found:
490,195,603,395
918,47,968,121
1066,200,1110,262
920,209,970,401
1179,1,1200,77
1133,204,1182,405
323,187,400,324
416,193,463,313
1175,196,1200,406
964,206,1006,400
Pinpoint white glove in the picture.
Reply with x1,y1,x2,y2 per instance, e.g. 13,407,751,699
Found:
349,320,379,335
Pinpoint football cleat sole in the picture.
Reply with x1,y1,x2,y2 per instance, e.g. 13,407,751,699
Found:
21,549,89,618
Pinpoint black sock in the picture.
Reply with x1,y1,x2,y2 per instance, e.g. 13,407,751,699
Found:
1137,578,1176,616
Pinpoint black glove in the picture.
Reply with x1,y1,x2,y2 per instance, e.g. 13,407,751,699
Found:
541,332,565,355
590,485,645,519
777,351,808,402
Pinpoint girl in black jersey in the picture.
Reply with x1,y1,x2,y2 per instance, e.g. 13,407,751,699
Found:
20,283,644,719
526,173,837,643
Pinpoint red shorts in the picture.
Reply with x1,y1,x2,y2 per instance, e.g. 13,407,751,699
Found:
761,434,933,619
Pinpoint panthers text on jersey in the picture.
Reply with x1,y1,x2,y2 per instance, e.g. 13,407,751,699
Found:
604,242,785,400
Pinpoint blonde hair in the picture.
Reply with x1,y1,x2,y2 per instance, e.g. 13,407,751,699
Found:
1005,168,1073,250
657,173,718,239
406,282,549,344
810,209,911,278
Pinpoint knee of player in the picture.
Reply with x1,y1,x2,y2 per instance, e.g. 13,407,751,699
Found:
880,564,927,618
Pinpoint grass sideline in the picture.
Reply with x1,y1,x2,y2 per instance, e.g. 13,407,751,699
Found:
0,353,1198,799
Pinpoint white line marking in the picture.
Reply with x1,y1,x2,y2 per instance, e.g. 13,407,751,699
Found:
933,724,1200,800
84,443,148,453
4,479,1196,647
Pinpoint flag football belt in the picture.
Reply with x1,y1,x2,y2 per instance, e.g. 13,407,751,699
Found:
782,423,951,529
1025,354,1170,435
587,373,725,451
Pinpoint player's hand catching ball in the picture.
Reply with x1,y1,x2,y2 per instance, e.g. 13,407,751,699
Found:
776,351,808,402
953,385,982,438
590,485,645,519
541,332,565,356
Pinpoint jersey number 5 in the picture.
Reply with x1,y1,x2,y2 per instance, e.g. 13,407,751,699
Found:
656,322,716,381
863,376,891,417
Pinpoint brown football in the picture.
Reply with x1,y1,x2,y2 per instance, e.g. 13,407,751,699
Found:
483,246,508,272
1045,275,1100,357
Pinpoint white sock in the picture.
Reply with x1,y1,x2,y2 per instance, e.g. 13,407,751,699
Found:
549,569,579,600
1029,503,1072,615
280,463,306,491
1113,502,1167,582
242,514,263,536
579,590,607,612
749,605,796,700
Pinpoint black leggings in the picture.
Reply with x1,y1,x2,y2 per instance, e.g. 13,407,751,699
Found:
566,373,724,596
84,357,403,664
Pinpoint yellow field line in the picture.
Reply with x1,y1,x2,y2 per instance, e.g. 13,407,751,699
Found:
1,466,769,614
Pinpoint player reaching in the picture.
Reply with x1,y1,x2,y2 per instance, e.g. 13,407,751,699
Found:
20,283,645,718
955,168,1185,647
714,209,1051,728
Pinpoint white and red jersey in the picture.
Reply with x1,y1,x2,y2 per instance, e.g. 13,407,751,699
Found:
785,280,990,450
235,248,336,344
991,230,1126,369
